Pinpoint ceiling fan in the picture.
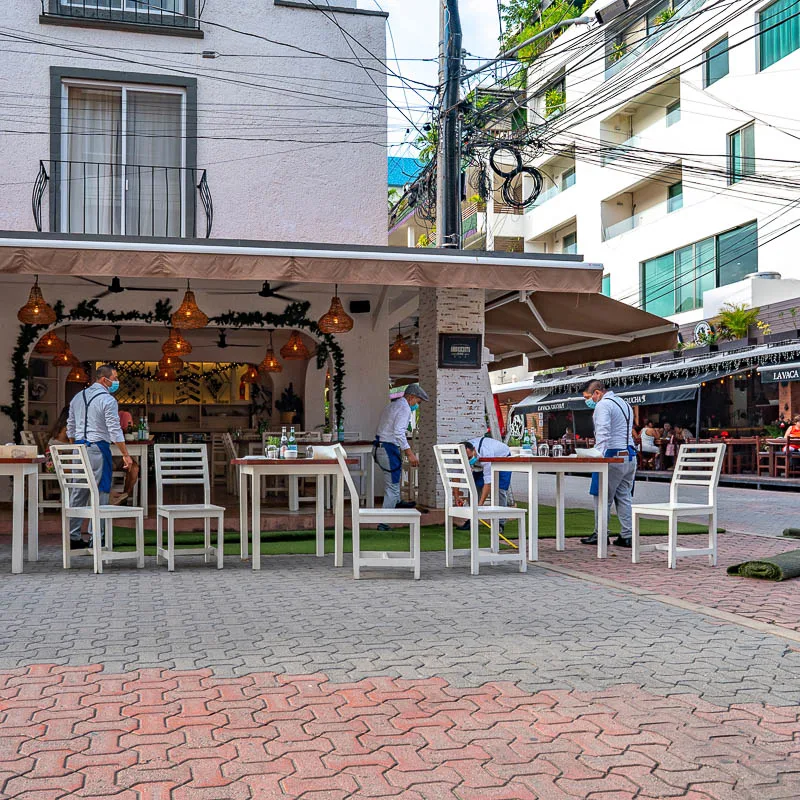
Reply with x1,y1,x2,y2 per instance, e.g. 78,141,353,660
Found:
193,329,261,349
208,281,301,302
78,325,159,349
76,276,178,299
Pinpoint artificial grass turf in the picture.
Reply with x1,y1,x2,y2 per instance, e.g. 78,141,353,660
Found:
108,504,717,555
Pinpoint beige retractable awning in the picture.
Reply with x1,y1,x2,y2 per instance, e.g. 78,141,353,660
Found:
486,291,677,372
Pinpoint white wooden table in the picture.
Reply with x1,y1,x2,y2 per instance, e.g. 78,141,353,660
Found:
111,440,151,512
232,457,357,570
484,456,624,561
0,457,44,574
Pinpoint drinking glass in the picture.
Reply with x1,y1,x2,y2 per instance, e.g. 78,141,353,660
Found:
552,444,564,458
537,443,550,457
306,446,315,459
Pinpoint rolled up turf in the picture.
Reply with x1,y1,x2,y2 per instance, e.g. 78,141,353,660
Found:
727,549,800,581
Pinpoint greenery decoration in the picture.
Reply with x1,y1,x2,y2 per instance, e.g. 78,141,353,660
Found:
714,303,765,341
653,7,676,25
4,298,346,442
545,88,566,118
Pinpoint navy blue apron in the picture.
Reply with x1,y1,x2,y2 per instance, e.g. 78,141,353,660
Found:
74,388,114,493
590,397,637,497
372,437,403,484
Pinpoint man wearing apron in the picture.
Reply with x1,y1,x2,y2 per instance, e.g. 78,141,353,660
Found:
456,436,513,531
66,364,134,548
373,383,428,529
580,380,637,548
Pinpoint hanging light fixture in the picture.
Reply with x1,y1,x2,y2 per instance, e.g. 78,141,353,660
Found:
66,363,90,384
52,328,78,367
158,354,184,372
171,281,209,330
156,367,177,382
33,331,67,355
162,327,192,357
317,284,353,334
258,330,282,373
389,326,413,361
241,364,260,384
280,330,311,360
17,276,57,325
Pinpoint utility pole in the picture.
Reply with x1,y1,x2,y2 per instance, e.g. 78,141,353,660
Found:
436,0,463,248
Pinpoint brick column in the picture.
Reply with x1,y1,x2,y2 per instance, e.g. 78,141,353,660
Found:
417,288,486,507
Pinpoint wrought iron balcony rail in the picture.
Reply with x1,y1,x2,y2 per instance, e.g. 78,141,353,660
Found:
33,160,213,238
40,0,200,30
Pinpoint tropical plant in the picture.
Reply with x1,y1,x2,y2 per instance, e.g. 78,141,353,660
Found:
545,87,566,118
696,327,721,346
388,187,400,210
413,125,439,164
653,7,676,25
275,383,303,414
714,303,762,341
610,41,627,62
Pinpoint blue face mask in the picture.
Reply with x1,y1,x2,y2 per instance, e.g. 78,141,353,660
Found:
469,455,479,466
584,397,596,409
410,403,419,412
109,380,120,394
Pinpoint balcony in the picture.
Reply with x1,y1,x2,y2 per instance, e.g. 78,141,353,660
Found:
40,0,202,35
33,160,213,238
603,200,670,240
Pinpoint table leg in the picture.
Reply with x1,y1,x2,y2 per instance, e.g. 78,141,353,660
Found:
555,472,565,552
597,467,609,559
289,476,299,513
27,469,39,562
141,448,148,515
316,475,325,557
367,456,375,509
239,468,248,560
491,468,498,506
334,472,344,567
528,469,538,561
251,474,261,571
11,473,24,574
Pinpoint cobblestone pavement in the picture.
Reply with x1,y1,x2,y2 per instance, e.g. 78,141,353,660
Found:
513,473,800,537
1,545,800,798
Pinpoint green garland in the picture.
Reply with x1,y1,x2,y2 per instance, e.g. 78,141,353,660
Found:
4,299,346,442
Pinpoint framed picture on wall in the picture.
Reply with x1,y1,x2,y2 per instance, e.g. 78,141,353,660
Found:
438,333,482,369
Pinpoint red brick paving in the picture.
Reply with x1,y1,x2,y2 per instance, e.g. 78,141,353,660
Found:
537,532,800,633
1,665,799,799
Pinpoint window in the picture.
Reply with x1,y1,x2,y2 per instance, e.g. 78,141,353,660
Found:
602,274,611,296
646,1,672,34
759,0,800,70
543,78,566,119
60,80,186,236
561,166,576,191
55,0,185,10
562,232,578,254
641,222,758,314
665,99,680,126
704,37,729,86
667,181,683,212
728,123,755,183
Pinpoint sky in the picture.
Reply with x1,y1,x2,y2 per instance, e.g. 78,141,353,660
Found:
373,0,503,157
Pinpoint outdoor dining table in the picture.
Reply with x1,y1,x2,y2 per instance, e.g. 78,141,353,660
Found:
1,456,45,574
111,440,152,512
482,456,624,561
232,456,358,570
718,437,758,474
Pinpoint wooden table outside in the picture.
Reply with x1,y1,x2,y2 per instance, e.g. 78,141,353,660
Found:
0,456,45,574
232,456,358,570
718,437,758,474
482,456,624,561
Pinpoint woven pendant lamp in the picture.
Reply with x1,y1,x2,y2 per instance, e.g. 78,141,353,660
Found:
162,328,192,357
317,285,353,334
389,327,413,361
52,328,78,367
66,363,90,384
34,331,67,355
171,281,209,330
158,354,184,372
280,331,310,360
18,276,57,325
259,331,282,373
156,367,177,382
242,364,260,384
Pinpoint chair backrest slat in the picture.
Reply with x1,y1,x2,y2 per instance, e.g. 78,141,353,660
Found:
332,444,360,507
50,444,99,510
433,444,477,509
155,444,211,505
670,443,726,504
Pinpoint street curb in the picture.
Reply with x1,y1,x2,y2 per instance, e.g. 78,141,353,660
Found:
531,561,800,646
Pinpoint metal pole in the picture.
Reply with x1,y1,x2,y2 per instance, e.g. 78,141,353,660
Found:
695,387,702,440
436,0,463,248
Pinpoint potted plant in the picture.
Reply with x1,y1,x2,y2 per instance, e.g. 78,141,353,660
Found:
715,303,763,345
275,383,303,425
319,423,333,443
545,87,566,118
653,6,676,25
610,41,626,63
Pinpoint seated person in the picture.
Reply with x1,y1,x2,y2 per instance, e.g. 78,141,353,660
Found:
640,420,661,467
785,415,800,454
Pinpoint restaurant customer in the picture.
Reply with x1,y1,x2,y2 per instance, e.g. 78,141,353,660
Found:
580,380,637,548
640,420,661,468
784,414,800,456
455,436,513,531
66,364,134,548
373,383,428,529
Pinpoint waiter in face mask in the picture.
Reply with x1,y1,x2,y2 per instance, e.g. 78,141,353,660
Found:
580,380,637,548
66,364,134,549
455,436,513,531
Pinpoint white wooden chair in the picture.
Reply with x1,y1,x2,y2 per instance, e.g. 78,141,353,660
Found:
332,444,420,580
20,431,37,447
632,443,726,569
21,432,62,510
50,444,144,574
433,444,527,576
221,432,239,496
154,444,225,571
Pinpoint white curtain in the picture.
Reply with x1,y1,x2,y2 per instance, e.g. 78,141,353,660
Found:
125,91,182,236
66,87,121,234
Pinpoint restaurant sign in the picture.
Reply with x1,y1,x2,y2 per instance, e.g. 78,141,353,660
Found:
438,333,482,369
760,364,800,384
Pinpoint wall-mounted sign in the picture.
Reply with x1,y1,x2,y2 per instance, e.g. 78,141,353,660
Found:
693,320,712,344
438,333,482,369
759,363,800,384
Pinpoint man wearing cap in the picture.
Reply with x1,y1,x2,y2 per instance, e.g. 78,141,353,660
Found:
373,383,428,528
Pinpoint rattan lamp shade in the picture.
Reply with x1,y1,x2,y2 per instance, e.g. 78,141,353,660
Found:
18,277,57,325
158,354,184,372
390,331,414,361
280,331,311,360
162,328,192,356
34,331,67,355
242,364,260,384
156,367,177,382
171,284,209,330
317,286,353,334
66,364,90,384
259,331,282,373
53,347,77,367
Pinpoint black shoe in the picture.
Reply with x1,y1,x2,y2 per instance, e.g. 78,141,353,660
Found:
69,539,87,550
614,536,632,548
396,500,417,509
456,521,471,530
377,523,392,532
580,533,612,545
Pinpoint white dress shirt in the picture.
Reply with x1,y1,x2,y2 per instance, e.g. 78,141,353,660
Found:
592,390,633,454
469,436,511,483
375,399,413,450
67,383,124,444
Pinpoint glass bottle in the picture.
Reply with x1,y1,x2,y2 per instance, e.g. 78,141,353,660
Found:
279,426,288,458
288,426,297,456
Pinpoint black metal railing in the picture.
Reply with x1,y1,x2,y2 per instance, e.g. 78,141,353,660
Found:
33,160,213,238
40,0,200,30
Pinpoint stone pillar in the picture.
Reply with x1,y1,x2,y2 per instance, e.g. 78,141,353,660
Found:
417,287,486,507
